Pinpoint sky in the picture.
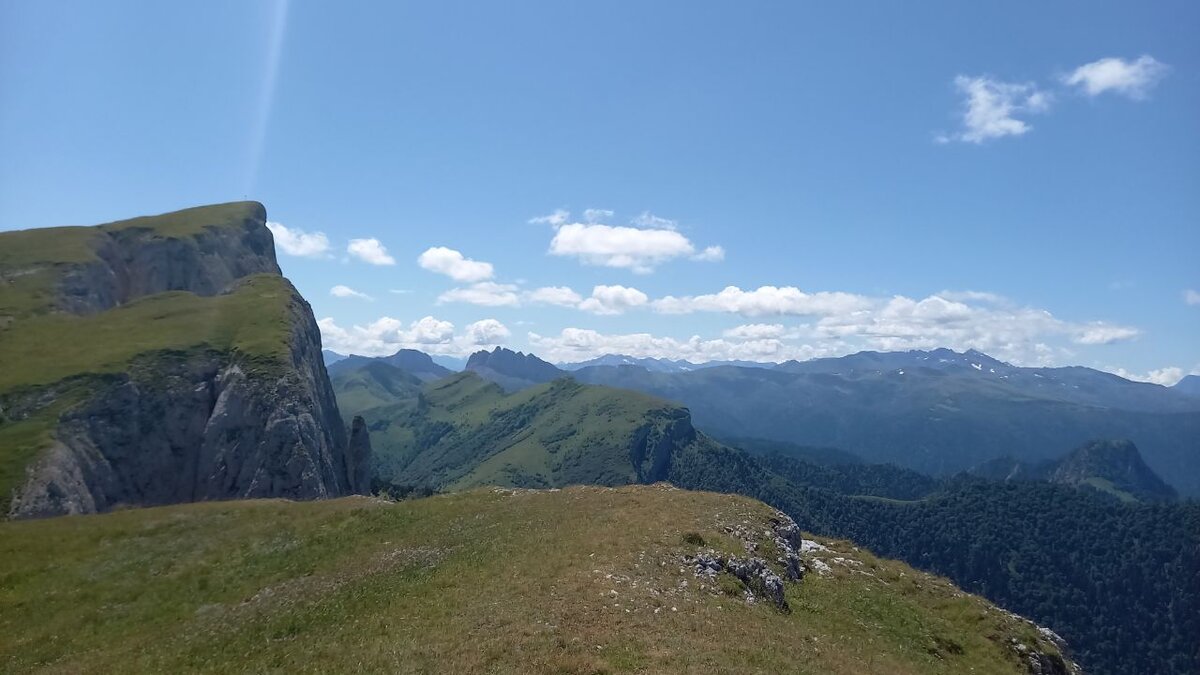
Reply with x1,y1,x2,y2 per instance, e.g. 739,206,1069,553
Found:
1,1,1197,383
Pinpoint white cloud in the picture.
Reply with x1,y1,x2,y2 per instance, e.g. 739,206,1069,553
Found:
631,211,679,230
578,285,649,315
692,245,726,262
723,323,786,340
1109,366,1185,387
937,290,1007,305
549,222,700,273
584,208,614,223
318,315,508,357
417,246,494,282
465,318,511,345
804,293,1139,364
389,289,413,295
405,316,456,344
529,209,569,226
266,222,330,258
1184,289,1200,306
527,286,583,307
528,328,836,365
1063,56,1167,99
347,238,396,265
940,75,1050,144
330,284,372,300
437,282,520,307
1073,322,1141,345
653,285,873,317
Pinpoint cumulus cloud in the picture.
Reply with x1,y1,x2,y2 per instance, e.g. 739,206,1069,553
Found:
1063,55,1168,99
437,281,520,307
347,238,396,265
723,323,786,340
578,285,649,315
266,222,330,258
318,315,509,357
653,285,873,317
528,328,837,365
1184,289,1200,306
465,318,511,345
417,246,494,282
330,284,371,300
939,75,1050,143
527,286,583,307
549,222,699,273
539,210,722,273
529,209,569,226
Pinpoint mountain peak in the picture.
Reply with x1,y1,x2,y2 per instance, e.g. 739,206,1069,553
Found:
1049,439,1177,502
465,347,563,390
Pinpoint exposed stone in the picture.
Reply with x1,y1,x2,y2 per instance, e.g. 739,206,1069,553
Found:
4,204,370,518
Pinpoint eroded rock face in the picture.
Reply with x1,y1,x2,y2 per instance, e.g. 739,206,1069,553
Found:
3,203,369,518
56,203,281,315
8,285,368,518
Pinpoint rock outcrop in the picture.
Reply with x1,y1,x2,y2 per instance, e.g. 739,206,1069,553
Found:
1,202,369,518
465,346,564,390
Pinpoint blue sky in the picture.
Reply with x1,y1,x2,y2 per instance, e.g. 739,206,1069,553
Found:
2,1,1197,381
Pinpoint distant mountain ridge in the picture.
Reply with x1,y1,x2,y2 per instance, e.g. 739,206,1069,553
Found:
1174,374,1200,397
328,348,452,382
571,347,1200,495
558,353,775,372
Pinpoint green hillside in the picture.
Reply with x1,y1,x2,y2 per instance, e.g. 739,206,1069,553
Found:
0,485,1072,674
335,367,706,491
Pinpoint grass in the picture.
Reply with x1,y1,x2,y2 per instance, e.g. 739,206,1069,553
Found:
0,484,1064,674
0,274,294,393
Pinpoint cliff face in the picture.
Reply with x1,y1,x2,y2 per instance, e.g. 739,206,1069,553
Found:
0,202,368,518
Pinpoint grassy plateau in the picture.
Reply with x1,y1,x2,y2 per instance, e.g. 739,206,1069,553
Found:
0,485,1062,674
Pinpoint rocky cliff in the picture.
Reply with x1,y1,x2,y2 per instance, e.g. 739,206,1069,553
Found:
0,202,369,518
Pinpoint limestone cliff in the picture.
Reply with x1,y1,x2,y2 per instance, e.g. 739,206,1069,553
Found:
0,202,369,518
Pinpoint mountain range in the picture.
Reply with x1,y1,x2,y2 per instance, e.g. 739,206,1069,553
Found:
328,352,1197,674
6,202,1195,674
338,345,1200,496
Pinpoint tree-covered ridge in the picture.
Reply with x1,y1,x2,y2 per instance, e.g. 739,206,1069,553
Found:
668,451,1200,675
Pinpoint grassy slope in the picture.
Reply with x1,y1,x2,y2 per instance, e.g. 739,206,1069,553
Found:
0,485,1061,674
338,369,697,490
